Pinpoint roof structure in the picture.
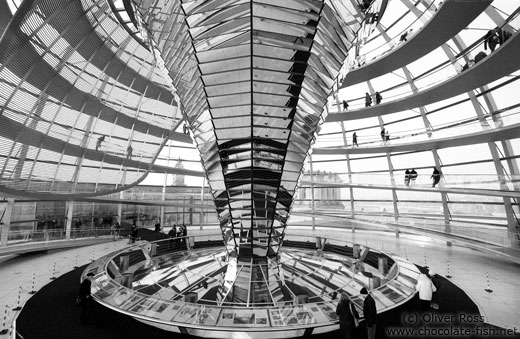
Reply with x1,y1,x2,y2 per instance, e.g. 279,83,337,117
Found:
1,0,519,258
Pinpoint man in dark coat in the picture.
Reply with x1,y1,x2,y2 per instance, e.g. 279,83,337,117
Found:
484,29,500,52
168,224,177,250
360,287,377,339
365,92,372,107
78,272,94,326
410,169,418,185
375,91,382,105
336,293,359,338
154,219,161,239
474,51,487,64
431,167,442,187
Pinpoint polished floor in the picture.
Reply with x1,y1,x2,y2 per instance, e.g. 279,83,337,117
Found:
0,229,519,338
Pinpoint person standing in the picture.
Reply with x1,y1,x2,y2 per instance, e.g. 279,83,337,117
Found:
404,169,411,186
168,224,177,250
484,29,500,52
78,272,95,326
360,287,377,339
431,167,441,187
111,222,117,241
410,169,418,185
129,222,138,244
154,219,161,239
114,221,121,238
336,293,359,339
353,132,359,147
375,91,382,105
126,145,133,160
380,128,386,142
365,92,372,107
416,272,437,311
343,100,349,111
181,224,188,249
95,135,105,151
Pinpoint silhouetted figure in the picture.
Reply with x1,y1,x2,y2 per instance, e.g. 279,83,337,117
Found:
380,128,385,142
114,221,121,239
343,100,349,110
182,224,188,249
404,169,411,186
400,31,408,42
129,222,138,244
361,0,371,11
360,287,377,339
375,92,382,105
78,272,94,326
183,123,189,134
154,219,161,239
126,145,133,159
365,92,372,107
431,167,441,187
336,293,359,339
168,225,177,250
498,28,512,44
474,51,487,64
352,132,358,147
484,29,500,52
385,130,390,142
410,169,418,185
95,135,105,151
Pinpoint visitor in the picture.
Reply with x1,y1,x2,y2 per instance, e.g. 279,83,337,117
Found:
375,91,382,105
352,132,359,147
181,224,188,249
168,224,177,250
126,145,133,160
111,222,117,241
415,272,437,311
431,167,441,187
404,169,410,186
129,222,138,244
336,293,359,339
95,135,105,151
365,92,372,107
360,287,377,339
410,169,418,185
484,29,500,52
380,128,386,142
343,100,349,111
78,272,94,326
154,219,161,239
474,51,487,64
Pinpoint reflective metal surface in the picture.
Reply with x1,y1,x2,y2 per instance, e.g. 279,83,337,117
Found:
84,234,420,337
131,0,365,259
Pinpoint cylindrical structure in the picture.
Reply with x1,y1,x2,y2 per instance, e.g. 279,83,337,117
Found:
369,276,381,290
378,257,388,275
353,244,361,259
119,255,129,273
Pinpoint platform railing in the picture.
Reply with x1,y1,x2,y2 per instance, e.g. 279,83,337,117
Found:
3,227,113,245
82,233,419,336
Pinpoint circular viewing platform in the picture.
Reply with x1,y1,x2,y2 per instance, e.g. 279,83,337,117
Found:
83,233,420,338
